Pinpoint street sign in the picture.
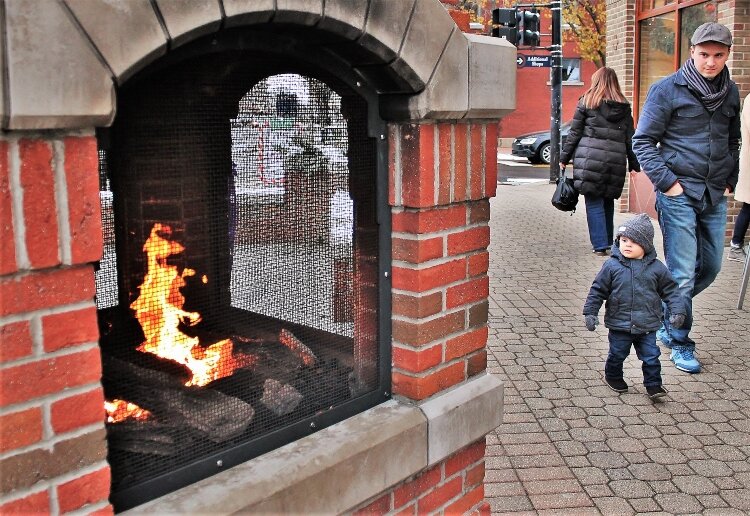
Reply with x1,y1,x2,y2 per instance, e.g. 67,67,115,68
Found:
526,55,551,68
516,55,526,68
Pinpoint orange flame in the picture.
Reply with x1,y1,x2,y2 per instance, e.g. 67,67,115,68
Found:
130,223,252,386
105,399,151,423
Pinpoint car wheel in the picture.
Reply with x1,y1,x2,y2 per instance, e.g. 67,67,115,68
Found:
538,143,551,165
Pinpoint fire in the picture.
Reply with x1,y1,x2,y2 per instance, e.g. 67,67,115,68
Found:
105,399,151,423
131,223,252,386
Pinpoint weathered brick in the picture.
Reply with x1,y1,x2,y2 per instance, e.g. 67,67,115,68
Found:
444,485,484,515
469,124,483,199
447,226,490,256
0,407,42,452
446,276,489,309
0,348,102,406
438,123,452,205
392,291,443,318
51,388,106,434
57,467,111,513
467,251,489,277
468,301,489,327
392,361,465,400
394,464,442,509
0,491,50,514
42,306,99,352
392,310,465,346
353,492,391,515
393,344,443,373
446,440,487,477
392,259,466,293
467,349,487,377
485,122,498,198
392,236,444,263
465,461,486,489
0,266,95,317
417,476,463,513
445,326,488,360
0,321,33,363
453,124,468,202
65,137,103,265
0,429,107,493
0,140,16,275
19,139,59,269
392,205,467,234
468,200,490,224
401,124,435,208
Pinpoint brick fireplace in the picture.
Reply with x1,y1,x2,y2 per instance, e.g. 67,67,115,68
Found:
0,1,515,514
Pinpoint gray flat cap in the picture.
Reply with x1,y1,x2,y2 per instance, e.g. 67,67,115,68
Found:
691,22,732,47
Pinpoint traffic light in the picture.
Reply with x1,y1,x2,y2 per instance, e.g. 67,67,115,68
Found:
520,8,541,47
491,8,519,45
491,7,541,47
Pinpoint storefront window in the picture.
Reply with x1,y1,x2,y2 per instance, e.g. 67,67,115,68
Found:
679,3,715,63
635,1,717,116
640,0,676,11
638,12,675,110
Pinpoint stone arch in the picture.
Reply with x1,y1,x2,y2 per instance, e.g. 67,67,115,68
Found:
1,0,515,129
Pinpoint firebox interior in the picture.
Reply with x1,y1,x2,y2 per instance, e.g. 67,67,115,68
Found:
94,44,389,511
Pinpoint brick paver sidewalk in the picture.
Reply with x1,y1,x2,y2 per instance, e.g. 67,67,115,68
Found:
486,181,750,515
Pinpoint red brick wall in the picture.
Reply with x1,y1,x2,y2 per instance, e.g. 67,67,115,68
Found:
352,440,489,516
0,135,112,515
385,120,496,514
389,122,494,401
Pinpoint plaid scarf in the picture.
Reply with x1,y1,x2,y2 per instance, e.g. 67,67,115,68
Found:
680,58,730,112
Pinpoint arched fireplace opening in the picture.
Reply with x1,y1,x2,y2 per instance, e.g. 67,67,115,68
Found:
94,38,389,512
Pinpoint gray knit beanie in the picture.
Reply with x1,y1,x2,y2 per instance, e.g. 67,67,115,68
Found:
616,213,654,254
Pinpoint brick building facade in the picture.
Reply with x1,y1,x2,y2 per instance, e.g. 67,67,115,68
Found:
607,0,750,242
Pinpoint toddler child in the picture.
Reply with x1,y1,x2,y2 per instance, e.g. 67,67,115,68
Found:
583,213,686,399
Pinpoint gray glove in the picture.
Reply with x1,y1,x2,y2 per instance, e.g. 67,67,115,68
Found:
669,313,686,329
584,315,599,331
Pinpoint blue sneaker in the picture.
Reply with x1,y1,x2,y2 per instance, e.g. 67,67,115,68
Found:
670,346,701,373
656,327,672,348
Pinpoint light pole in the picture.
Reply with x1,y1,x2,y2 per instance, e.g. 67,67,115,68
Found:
549,0,562,183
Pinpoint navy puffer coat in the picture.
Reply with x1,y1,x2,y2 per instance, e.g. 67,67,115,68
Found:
560,100,640,199
583,244,685,334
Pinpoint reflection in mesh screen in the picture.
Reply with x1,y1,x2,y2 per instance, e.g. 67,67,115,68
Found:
229,75,354,337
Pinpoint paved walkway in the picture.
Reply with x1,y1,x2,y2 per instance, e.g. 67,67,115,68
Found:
485,181,750,515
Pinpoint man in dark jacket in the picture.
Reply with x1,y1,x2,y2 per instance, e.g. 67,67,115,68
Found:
583,214,686,399
632,22,740,374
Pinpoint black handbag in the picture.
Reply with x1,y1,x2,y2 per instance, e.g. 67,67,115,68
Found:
551,168,579,213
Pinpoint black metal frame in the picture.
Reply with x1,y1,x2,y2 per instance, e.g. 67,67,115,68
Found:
100,26,392,513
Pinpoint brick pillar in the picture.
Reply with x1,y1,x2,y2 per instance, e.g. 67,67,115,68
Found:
353,120,497,514
0,135,111,514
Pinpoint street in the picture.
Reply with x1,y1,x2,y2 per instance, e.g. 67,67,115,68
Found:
498,150,555,184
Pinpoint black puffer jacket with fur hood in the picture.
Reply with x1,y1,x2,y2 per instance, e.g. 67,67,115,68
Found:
560,100,640,199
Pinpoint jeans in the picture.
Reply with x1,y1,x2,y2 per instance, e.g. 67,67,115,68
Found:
584,195,614,251
655,191,727,349
731,202,750,247
605,330,662,387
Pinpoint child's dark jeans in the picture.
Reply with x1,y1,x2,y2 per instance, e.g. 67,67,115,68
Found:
605,330,662,387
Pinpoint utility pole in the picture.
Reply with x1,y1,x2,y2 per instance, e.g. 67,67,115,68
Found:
549,0,562,183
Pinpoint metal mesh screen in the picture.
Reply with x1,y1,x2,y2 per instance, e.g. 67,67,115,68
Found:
94,52,381,508
229,74,354,337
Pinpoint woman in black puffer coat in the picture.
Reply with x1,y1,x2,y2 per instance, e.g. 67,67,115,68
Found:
560,67,640,256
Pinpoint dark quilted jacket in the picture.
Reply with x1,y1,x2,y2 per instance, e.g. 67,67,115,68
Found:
583,244,685,334
560,100,640,199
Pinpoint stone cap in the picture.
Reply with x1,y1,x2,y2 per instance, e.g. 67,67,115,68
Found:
1,0,515,129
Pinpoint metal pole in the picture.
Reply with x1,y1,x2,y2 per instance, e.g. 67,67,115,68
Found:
549,0,562,183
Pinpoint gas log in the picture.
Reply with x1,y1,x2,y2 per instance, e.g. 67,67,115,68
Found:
103,354,255,445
